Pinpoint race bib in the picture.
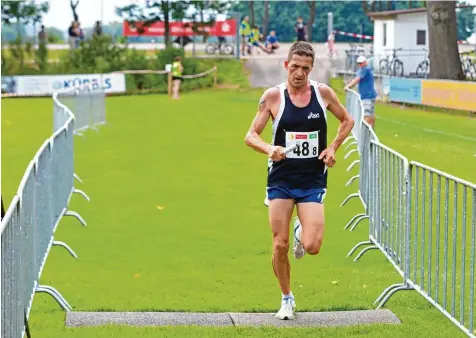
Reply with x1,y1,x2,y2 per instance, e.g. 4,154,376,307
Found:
285,131,319,159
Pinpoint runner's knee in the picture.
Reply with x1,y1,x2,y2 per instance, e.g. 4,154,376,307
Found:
302,233,323,255
303,240,321,255
273,236,289,256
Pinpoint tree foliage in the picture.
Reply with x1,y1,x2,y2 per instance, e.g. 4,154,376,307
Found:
1,0,49,40
116,0,231,46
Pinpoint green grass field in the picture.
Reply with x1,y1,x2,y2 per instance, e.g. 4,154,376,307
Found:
2,85,476,337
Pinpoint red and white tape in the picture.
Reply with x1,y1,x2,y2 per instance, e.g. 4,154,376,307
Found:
332,30,374,40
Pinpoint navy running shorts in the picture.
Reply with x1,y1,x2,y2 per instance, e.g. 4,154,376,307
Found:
264,186,327,207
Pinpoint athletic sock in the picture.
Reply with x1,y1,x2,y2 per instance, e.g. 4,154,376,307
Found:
282,292,294,300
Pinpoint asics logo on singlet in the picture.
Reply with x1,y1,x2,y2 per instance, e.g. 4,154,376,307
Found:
308,112,320,119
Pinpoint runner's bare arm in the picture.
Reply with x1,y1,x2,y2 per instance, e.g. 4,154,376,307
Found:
319,84,355,153
244,88,280,155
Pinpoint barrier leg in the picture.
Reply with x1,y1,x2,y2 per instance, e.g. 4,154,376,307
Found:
345,175,360,188
347,240,373,257
53,241,78,259
343,136,355,145
64,210,87,227
36,285,72,312
375,285,414,309
73,173,83,184
349,215,369,231
344,149,359,160
353,245,378,262
340,192,359,207
344,213,366,230
344,141,358,151
373,283,404,305
347,160,360,172
73,188,90,202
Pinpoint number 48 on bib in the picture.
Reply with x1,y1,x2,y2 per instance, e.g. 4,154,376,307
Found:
285,131,319,159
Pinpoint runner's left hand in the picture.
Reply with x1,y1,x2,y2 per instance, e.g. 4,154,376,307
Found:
319,147,336,167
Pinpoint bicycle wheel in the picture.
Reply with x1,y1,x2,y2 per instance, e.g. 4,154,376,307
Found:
221,43,234,55
379,59,389,75
416,60,428,78
205,43,217,55
469,61,476,81
393,59,404,77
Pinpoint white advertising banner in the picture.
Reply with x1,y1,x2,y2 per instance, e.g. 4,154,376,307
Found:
5,73,126,95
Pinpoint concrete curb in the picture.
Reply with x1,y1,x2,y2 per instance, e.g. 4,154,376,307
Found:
66,309,401,328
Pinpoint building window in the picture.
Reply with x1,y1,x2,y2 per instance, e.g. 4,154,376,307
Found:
417,30,426,45
383,23,387,47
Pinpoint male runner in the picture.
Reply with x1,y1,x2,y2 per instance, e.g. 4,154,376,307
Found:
244,41,354,320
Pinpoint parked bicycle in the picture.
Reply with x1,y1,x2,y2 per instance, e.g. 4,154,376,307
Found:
415,48,429,78
460,52,476,80
205,37,234,55
379,48,404,76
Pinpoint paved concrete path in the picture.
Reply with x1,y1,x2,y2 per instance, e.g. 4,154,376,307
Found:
66,309,400,328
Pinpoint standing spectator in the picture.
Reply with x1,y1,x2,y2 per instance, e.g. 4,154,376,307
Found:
344,55,378,128
68,21,80,49
171,56,184,100
295,16,307,42
94,21,103,37
38,25,47,44
239,15,251,56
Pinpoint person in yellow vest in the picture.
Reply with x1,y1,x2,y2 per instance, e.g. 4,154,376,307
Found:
171,56,183,99
239,16,251,56
249,25,270,55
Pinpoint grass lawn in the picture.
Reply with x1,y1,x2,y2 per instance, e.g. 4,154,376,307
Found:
2,86,475,337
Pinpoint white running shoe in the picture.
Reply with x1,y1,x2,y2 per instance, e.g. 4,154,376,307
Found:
275,297,296,320
293,217,305,260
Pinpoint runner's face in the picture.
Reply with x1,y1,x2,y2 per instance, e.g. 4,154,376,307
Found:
285,54,313,88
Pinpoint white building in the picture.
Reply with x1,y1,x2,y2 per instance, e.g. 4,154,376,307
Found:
368,8,429,77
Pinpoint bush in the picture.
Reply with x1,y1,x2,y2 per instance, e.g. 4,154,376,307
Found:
1,37,249,93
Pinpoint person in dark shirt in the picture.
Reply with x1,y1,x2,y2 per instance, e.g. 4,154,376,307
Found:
294,17,307,42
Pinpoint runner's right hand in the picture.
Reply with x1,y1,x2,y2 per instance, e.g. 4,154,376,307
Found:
268,145,287,162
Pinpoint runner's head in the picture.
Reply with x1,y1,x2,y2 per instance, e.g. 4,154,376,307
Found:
285,41,314,88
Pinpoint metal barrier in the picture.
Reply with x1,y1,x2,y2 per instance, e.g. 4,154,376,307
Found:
406,162,476,337
0,85,104,337
341,89,476,338
57,86,107,136
342,120,379,232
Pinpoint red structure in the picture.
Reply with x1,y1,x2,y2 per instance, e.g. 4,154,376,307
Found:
123,19,237,37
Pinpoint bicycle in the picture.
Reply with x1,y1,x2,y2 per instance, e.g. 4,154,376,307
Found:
460,52,476,80
379,48,404,76
205,37,234,55
415,48,429,78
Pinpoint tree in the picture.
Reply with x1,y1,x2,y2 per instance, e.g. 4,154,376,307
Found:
262,1,269,37
70,0,79,22
249,1,255,27
456,2,475,41
117,1,230,47
116,1,176,47
185,1,231,42
427,1,465,80
307,1,316,42
1,0,49,40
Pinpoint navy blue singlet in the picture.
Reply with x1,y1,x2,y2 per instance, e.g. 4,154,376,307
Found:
267,81,328,189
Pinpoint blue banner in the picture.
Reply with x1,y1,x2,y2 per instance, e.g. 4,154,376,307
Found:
389,77,422,104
